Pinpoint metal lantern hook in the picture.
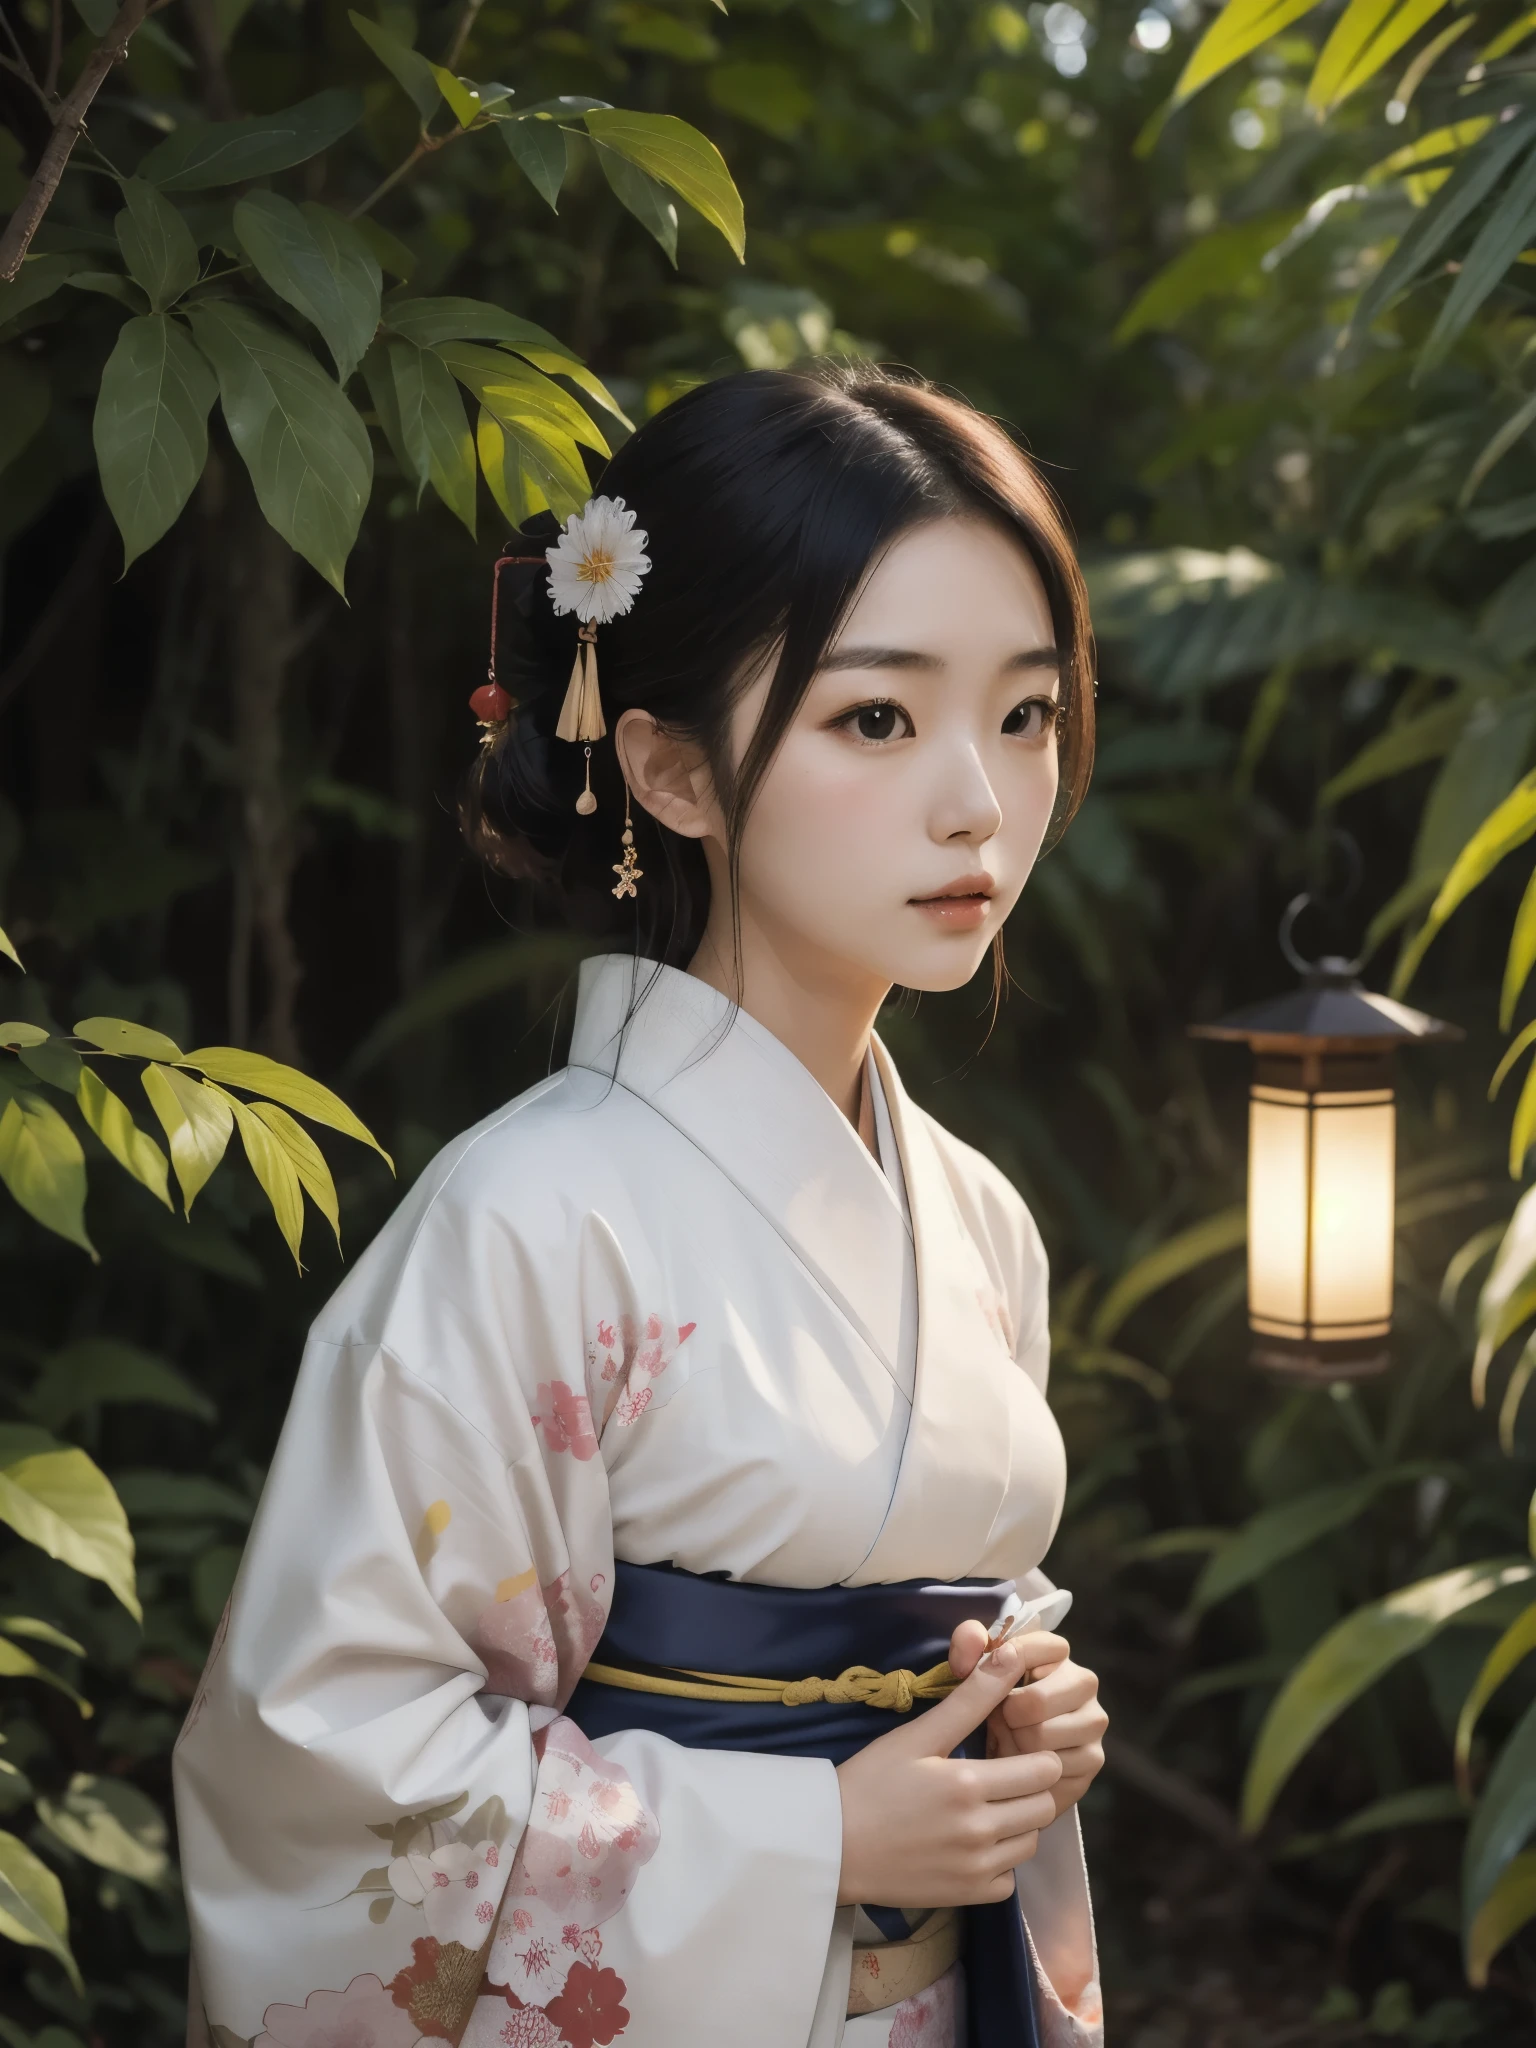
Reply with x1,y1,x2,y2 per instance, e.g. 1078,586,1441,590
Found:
1278,830,1366,982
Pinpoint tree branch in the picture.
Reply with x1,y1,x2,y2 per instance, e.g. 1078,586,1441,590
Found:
0,0,151,282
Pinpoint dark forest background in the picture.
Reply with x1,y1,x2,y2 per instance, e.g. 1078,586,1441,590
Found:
7,0,1536,2038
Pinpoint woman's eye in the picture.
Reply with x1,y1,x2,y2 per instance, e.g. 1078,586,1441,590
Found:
843,701,912,743
1003,696,1060,741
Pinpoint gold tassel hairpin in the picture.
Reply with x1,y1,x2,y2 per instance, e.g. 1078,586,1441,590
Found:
545,495,651,816
557,622,605,815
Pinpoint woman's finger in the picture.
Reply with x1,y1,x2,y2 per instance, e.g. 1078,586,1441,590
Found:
1005,1703,1109,1753
947,1618,990,1682
999,1660,1098,1728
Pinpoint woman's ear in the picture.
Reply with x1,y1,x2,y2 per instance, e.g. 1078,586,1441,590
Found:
615,709,718,843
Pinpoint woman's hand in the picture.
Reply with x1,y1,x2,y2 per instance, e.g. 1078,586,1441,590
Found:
834,1631,1063,1908
949,1620,1107,1823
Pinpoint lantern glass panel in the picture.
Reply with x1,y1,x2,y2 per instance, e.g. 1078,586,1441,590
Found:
1248,1090,1310,1333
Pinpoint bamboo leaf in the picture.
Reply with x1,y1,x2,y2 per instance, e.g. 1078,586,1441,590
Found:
1456,1601,1536,1793
1307,0,1450,114
75,1066,172,1209
1509,1049,1536,1180
211,1086,308,1267
250,1099,340,1249
1321,697,1468,805
347,12,441,123
583,109,744,260
93,313,217,572
139,1062,232,1213
1476,1187,1536,1401
1420,142,1536,372
1467,1847,1536,1986
186,301,372,595
1090,1206,1247,1344
1464,1695,1536,1945
0,1829,80,1992
1502,867,1536,1030
1392,771,1536,994
0,1446,139,1620
232,194,382,386
1170,0,1326,107
138,88,365,190
178,1046,391,1167
387,338,476,535
1194,1468,1435,1613
1241,1560,1536,1834
1462,388,1536,509
1115,213,1304,345
0,1093,92,1256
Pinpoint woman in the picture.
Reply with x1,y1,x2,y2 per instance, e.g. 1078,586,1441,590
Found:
175,366,1108,2048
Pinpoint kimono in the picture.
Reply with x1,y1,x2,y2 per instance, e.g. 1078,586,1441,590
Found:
174,952,1103,2048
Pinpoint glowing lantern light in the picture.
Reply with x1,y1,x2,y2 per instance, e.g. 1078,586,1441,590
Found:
1190,940,1459,1382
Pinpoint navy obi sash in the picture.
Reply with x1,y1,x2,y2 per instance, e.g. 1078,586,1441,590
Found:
563,1560,1040,2048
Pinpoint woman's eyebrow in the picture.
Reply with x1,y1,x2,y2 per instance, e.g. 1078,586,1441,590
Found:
818,642,1061,674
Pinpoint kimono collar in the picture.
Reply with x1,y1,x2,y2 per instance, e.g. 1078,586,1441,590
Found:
568,955,1018,1582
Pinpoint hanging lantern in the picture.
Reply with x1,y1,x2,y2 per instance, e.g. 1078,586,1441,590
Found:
1190,927,1460,1383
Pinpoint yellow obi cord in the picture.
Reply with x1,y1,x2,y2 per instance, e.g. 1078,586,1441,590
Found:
580,1659,958,1711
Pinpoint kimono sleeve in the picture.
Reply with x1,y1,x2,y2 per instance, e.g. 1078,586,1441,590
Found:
175,1155,842,2048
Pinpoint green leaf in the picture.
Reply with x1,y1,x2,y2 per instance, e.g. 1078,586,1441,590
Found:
1503,866,1536,1030
591,140,678,264
37,1774,168,1888
1462,389,1536,510
0,1094,92,1256
383,297,630,427
433,342,608,452
1321,696,1469,806
0,1829,80,1992
137,88,365,191
1241,1559,1536,1834
475,407,549,527
1114,213,1303,345
1089,1206,1246,1344
1170,0,1326,106
138,1062,233,1213
707,61,815,141
347,11,441,124
0,254,84,334
76,1067,172,1209
30,1338,214,1430
113,1470,252,1522
429,64,481,128
0,1024,46,1048
583,109,745,261
73,1016,185,1061
1194,1468,1436,1613
1464,1695,1536,1941
1475,1186,1536,1401
179,1045,392,1166
1307,0,1451,114
352,216,415,282
1420,140,1536,373
0,1446,139,1620
1,1616,84,1655
1467,1846,1536,1985
92,314,217,572
387,338,476,535
214,1086,305,1267
499,115,570,211
186,301,372,595
0,1636,91,1716
0,347,50,479
1393,771,1536,994
251,1099,340,1249
232,194,382,386
114,179,201,312
1507,1047,1536,1181
1456,1601,1536,1791
360,339,413,476
0,926,19,970
18,1040,80,1093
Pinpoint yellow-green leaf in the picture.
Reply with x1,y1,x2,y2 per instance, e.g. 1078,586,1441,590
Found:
0,1635,91,1716
0,1828,80,1992
251,1098,340,1249
1503,866,1536,1030
37,1773,169,1887
1170,0,1326,108
0,923,23,968
582,109,745,260
1468,1848,1536,1986
0,1448,139,1621
181,1046,391,1169
0,1093,93,1257
73,1015,185,1061
140,1062,233,1213
0,1023,47,1048
213,1086,306,1267
1510,1050,1536,1181
1241,1559,1536,1834
1307,0,1450,115
476,407,550,527
1456,1601,1536,1794
429,64,481,128
1392,771,1536,995
76,1066,172,1209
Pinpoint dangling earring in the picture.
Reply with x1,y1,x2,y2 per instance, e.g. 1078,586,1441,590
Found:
611,785,643,900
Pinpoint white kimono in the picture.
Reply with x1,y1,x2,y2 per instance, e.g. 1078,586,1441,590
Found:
174,954,1103,2048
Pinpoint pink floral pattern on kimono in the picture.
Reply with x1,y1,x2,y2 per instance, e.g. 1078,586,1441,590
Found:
887,1963,963,2048
388,1834,503,1947
471,1568,606,1708
484,1716,658,2006
588,1313,695,1429
254,1970,422,2047
531,1383,598,1460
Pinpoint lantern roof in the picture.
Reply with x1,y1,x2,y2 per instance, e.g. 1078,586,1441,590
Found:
1188,958,1464,1053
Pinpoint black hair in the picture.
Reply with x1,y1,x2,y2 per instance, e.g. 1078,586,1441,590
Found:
462,363,1095,968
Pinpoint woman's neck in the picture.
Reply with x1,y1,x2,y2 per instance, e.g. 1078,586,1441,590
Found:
686,925,888,1130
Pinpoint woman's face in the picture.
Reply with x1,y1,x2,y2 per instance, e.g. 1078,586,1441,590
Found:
721,515,1062,998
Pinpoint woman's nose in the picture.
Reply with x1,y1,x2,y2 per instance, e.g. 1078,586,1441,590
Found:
935,745,1003,843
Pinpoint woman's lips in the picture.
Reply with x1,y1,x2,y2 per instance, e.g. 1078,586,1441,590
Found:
911,878,995,931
